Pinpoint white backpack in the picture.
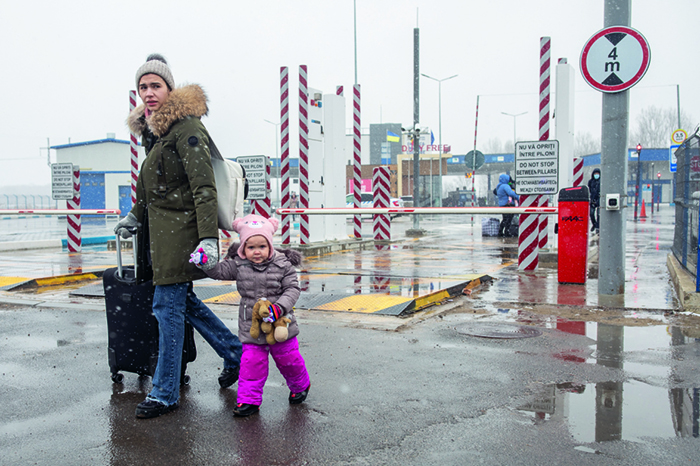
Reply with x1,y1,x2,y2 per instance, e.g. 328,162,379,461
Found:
210,139,248,231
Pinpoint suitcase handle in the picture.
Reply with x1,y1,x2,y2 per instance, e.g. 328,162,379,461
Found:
115,228,139,281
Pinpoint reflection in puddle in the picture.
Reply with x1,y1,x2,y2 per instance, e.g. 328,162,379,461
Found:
518,380,698,441
515,321,700,442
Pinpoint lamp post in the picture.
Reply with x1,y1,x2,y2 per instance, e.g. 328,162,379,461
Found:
421,73,457,207
501,111,527,150
264,119,280,205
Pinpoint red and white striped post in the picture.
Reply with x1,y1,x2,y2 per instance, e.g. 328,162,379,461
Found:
67,166,81,252
353,84,362,239
280,66,291,244
372,166,391,241
298,65,310,245
573,157,584,187
538,36,552,251
518,36,551,270
336,85,344,96
129,91,139,209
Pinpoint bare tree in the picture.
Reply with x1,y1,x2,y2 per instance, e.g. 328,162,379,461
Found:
630,106,696,148
481,137,505,154
574,131,601,157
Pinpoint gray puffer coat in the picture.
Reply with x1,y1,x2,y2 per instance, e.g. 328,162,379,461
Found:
205,244,302,345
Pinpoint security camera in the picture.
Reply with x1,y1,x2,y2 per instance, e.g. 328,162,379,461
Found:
606,193,620,211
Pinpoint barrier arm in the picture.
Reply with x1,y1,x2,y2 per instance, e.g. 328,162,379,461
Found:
276,207,557,216
0,209,121,215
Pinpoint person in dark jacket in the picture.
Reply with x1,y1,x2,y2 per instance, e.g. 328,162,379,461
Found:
496,173,520,237
588,168,601,232
115,54,242,419
198,214,310,417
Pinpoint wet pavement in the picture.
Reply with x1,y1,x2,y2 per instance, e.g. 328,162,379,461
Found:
2,206,700,465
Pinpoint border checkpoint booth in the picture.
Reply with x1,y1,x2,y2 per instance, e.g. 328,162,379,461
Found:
305,88,347,243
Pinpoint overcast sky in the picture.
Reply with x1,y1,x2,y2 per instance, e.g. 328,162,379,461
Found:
1,0,697,188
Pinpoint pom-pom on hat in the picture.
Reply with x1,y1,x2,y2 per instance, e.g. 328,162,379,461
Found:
135,53,175,91
232,214,279,260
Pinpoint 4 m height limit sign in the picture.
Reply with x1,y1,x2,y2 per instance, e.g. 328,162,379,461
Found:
514,140,559,195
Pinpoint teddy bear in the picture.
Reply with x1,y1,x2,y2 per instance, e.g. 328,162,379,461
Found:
249,298,291,345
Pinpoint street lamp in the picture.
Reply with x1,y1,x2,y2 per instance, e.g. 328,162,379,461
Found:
421,73,458,207
263,119,280,205
501,111,527,150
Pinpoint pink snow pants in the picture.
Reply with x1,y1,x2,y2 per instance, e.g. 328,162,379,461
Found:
238,336,310,405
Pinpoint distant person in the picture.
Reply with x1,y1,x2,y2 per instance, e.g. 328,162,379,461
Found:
588,168,601,232
194,214,311,417
115,53,242,419
496,174,520,237
289,192,299,221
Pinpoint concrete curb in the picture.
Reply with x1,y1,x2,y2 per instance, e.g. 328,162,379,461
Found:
0,239,62,251
667,253,700,313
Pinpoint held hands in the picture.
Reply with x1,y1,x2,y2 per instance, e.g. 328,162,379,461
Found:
263,304,282,323
190,238,218,271
114,212,140,239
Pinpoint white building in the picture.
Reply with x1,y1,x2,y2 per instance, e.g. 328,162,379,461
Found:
51,134,146,216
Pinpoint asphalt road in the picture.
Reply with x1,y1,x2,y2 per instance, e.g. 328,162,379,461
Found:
2,299,700,466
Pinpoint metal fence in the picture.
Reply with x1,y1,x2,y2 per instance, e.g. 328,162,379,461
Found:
672,133,700,279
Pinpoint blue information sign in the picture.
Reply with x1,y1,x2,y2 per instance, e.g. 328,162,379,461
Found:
670,144,679,173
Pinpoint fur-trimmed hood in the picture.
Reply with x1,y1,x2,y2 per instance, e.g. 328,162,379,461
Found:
127,84,208,138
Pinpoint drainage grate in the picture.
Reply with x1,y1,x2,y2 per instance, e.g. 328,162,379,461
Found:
455,322,542,339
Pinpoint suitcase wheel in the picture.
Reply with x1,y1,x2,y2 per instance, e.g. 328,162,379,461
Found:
181,374,191,386
111,373,124,384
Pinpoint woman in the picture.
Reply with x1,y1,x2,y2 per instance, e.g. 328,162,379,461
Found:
115,54,242,419
495,173,519,237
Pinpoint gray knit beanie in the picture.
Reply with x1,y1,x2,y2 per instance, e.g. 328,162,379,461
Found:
135,53,175,91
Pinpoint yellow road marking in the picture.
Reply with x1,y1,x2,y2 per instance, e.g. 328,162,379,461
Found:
204,291,241,304
315,294,411,313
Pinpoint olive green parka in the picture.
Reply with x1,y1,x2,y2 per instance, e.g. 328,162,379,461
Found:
127,84,218,286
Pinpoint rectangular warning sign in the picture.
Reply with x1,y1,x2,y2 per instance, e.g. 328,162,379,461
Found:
514,140,559,195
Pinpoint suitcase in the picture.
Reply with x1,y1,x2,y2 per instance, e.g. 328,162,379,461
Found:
103,232,196,384
507,216,520,237
481,217,500,237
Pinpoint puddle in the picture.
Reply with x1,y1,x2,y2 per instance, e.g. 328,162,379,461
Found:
518,380,699,441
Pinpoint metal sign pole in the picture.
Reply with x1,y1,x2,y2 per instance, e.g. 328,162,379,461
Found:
598,0,631,298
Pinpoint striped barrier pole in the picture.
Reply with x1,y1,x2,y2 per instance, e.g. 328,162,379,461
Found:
472,95,480,227
129,91,139,209
372,166,391,241
67,166,81,252
298,65,310,245
353,84,362,239
263,157,272,218
573,157,584,187
537,36,552,251
280,66,291,244
336,85,344,96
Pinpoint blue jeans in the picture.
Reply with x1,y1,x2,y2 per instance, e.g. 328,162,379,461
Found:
148,282,242,405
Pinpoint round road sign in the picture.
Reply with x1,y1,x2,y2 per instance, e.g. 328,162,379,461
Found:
580,26,650,93
465,150,484,170
672,129,688,144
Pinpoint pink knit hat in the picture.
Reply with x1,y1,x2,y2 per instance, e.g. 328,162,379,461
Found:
232,214,279,260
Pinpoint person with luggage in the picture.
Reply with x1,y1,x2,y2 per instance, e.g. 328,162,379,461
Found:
495,173,520,237
192,214,311,417
588,168,601,233
115,53,242,419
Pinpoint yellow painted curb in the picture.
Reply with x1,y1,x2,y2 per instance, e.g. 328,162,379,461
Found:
0,276,30,288
35,273,99,287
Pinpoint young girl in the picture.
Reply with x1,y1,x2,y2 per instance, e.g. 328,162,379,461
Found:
193,214,310,416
